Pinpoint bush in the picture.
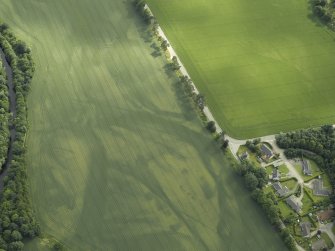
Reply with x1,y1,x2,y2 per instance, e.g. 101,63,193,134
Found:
206,121,216,133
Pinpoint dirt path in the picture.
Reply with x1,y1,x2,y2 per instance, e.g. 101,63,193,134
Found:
0,47,17,191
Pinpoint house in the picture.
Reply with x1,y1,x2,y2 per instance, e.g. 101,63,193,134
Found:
312,239,327,251
313,179,331,196
273,182,289,197
272,169,280,181
302,159,312,176
286,195,302,213
317,209,335,221
300,222,311,237
261,144,273,159
239,151,248,161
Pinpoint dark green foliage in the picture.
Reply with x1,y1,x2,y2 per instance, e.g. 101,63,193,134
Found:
195,93,205,110
0,66,9,169
133,0,155,25
171,56,180,71
160,40,169,51
244,172,258,190
276,127,335,187
312,0,335,29
237,161,268,189
53,242,64,251
245,139,261,155
238,161,297,250
206,121,216,133
179,75,194,97
0,23,38,250
221,139,229,150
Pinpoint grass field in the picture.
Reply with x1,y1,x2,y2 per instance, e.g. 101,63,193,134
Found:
147,0,335,138
0,0,286,250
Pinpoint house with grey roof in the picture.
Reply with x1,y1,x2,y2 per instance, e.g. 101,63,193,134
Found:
312,239,327,251
300,222,311,237
261,144,273,159
239,151,248,161
313,179,331,196
286,195,302,213
271,169,280,181
302,159,312,176
272,182,289,197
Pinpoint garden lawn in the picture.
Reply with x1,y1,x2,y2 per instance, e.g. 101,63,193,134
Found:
0,0,286,250
278,201,294,218
279,165,289,175
321,232,334,249
301,191,314,215
305,187,329,203
147,0,335,138
237,145,261,167
281,179,298,191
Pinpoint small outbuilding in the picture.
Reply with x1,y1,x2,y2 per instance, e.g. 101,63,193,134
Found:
302,159,312,176
286,195,302,213
239,151,248,161
272,169,280,181
300,222,311,237
273,182,289,197
261,144,273,159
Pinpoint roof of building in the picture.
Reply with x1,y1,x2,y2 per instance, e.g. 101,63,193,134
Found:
261,144,273,158
317,209,335,221
313,179,331,196
273,182,282,191
273,182,289,197
239,151,248,160
272,169,280,180
302,159,312,176
300,222,311,237
312,239,326,251
286,196,302,212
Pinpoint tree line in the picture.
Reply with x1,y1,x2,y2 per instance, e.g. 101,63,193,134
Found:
0,53,9,170
276,126,335,196
236,161,297,250
312,0,335,30
0,23,39,251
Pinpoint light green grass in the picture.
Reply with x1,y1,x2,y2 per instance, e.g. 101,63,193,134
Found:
279,165,289,175
266,165,274,176
266,164,289,178
301,191,314,215
147,0,335,138
281,179,298,191
278,201,295,218
321,232,334,249
321,174,332,188
0,0,286,250
237,145,261,167
305,187,328,203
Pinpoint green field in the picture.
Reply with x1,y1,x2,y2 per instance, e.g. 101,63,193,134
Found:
0,0,286,250
147,0,335,138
